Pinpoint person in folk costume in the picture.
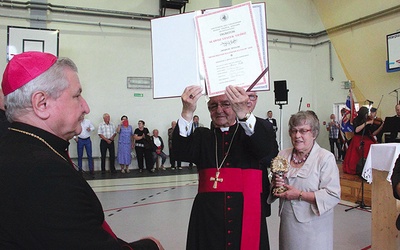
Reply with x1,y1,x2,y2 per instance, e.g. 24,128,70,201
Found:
343,106,378,175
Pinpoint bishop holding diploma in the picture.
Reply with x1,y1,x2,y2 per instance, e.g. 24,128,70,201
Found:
172,85,278,250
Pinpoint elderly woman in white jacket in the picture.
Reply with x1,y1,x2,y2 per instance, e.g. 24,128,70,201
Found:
269,110,341,250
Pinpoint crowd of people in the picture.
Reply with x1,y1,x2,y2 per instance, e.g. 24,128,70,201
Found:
51,85,399,180
74,114,195,174
74,113,197,175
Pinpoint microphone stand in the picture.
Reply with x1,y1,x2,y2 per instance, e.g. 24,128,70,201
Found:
278,104,283,150
388,88,400,104
345,124,370,212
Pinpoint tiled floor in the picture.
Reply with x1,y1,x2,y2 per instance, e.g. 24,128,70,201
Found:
88,168,371,250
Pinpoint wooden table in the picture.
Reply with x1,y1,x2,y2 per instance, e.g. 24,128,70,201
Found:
362,143,400,249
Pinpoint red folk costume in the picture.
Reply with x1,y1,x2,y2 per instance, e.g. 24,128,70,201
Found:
342,107,377,175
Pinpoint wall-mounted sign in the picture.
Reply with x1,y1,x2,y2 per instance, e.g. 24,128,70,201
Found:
127,77,152,89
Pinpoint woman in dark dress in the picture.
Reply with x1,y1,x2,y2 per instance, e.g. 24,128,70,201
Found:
133,120,154,173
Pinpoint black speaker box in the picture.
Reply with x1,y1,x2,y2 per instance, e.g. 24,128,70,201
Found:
274,80,288,105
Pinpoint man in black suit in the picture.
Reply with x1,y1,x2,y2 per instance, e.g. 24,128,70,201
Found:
266,110,278,133
388,104,400,142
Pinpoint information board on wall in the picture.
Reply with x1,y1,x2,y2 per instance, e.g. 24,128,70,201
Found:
386,31,400,73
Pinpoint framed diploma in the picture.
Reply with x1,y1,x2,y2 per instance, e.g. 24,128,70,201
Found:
195,2,266,97
151,2,269,99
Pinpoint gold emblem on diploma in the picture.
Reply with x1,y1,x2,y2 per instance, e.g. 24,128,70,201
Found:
271,156,289,195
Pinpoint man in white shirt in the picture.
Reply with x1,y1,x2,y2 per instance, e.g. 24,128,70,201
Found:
98,113,117,174
74,117,95,175
151,129,167,170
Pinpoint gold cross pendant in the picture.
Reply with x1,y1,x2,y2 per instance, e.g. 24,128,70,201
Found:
210,171,223,189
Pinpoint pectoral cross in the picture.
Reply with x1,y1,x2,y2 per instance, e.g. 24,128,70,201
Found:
210,171,223,189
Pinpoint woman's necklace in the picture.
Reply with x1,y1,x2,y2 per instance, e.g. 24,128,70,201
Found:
9,127,69,163
210,123,239,189
291,149,310,165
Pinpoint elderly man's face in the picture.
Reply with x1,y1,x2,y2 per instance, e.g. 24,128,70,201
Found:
48,68,90,140
246,91,258,112
153,130,159,137
208,95,236,128
103,114,110,124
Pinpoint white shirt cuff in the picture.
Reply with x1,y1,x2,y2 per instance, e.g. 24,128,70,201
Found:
178,116,193,137
238,113,256,136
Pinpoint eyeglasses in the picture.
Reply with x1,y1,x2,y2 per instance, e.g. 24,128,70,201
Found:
248,94,258,101
208,101,231,111
290,128,312,135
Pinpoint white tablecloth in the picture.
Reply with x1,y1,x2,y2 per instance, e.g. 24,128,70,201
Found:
362,143,400,184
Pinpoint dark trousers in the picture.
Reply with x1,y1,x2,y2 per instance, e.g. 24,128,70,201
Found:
100,140,116,172
329,138,342,159
169,146,181,167
77,137,93,172
135,146,154,171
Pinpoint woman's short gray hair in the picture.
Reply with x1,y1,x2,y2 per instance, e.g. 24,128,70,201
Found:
288,110,320,138
5,57,78,122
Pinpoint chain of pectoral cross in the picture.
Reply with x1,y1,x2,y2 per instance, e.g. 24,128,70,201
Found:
210,124,239,189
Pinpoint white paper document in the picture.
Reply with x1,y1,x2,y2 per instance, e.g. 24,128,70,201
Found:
196,2,265,97
151,2,269,99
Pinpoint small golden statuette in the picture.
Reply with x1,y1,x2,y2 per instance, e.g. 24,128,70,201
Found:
271,156,289,195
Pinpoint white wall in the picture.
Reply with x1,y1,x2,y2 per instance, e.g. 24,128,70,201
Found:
0,0,348,169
